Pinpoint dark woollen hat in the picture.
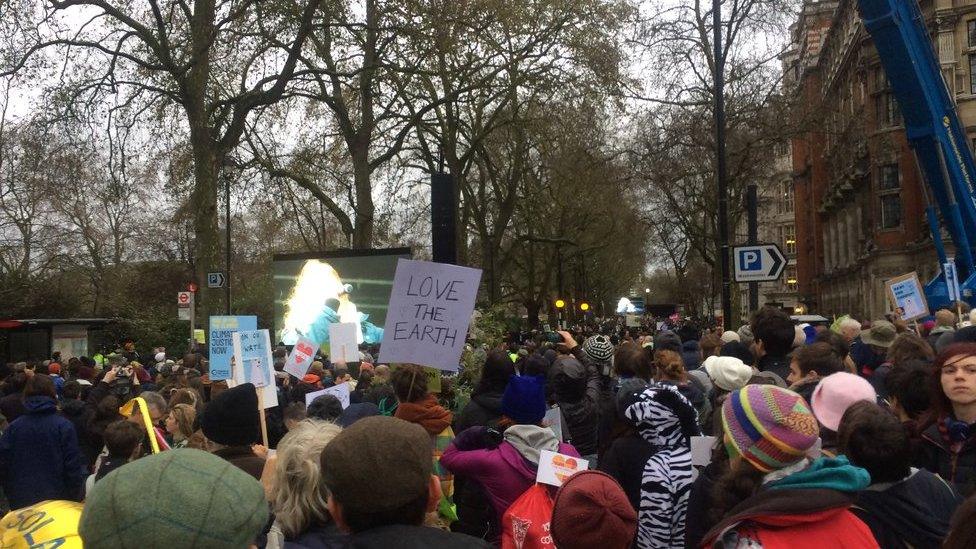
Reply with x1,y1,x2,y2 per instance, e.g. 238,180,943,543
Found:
321,416,431,515
200,382,260,446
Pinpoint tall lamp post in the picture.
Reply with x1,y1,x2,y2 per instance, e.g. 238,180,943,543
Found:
222,156,239,315
713,0,731,325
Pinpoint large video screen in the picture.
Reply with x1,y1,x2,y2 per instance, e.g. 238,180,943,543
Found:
273,248,411,349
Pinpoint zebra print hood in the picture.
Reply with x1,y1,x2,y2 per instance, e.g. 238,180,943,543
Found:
622,382,701,448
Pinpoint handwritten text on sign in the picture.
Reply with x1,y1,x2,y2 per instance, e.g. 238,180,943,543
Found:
379,259,482,371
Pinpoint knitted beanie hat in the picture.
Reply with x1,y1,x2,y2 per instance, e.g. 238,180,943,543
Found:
582,335,614,364
501,374,548,425
722,385,820,472
720,330,741,344
200,382,260,446
79,449,268,548
704,356,753,392
551,471,637,549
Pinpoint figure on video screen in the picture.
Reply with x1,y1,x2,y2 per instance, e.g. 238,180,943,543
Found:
279,259,384,347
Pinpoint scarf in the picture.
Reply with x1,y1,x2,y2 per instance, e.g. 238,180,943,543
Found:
395,394,452,435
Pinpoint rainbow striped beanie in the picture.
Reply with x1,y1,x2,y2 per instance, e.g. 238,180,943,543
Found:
721,385,820,472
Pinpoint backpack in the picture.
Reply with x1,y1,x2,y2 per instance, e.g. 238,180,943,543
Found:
501,483,555,549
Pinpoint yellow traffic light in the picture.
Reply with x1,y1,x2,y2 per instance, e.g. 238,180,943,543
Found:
580,302,590,311
555,299,566,309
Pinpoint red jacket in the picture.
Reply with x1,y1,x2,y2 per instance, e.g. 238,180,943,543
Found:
702,487,878,548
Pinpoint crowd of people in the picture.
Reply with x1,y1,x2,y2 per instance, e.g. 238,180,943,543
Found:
4,305,976,547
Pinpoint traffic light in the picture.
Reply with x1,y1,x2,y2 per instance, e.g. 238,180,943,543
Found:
555,299,566,309
187,282,198,293
580,302,590,312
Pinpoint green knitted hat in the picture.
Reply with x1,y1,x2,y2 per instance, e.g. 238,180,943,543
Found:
79,448,268,548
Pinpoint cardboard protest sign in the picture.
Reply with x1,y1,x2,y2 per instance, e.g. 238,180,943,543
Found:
209,316,257,380
228,329,278,409
543,406,565,442
283,336,317,380
945,261,962,304
626,314,641,328
378,259,482,371
328,322,359,363
305,382,351,409
690,436,717,466
536,450,589,487
885,272,929,322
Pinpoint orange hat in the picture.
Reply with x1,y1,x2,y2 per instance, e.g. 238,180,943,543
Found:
302,374,321,384
49,363,61,375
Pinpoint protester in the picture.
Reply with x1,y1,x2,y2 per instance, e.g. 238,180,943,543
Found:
750,307,795,383
164,402,196,448
321,416,491,547
810,372,877,456
455,350,515,433
79,448,269,548
945,493,976,549
441,374,579,527
549,353,600,463
786,342,845,403
655,349,706,418
0,374,86,509
600,382,700,548
550,470,638,549
0,372,27,424
337,401,380,428
307,394,344,422
199,382,265,479
852,320,896,378
265,419,344,548
919,343,976,497
701,384,876,548
838,401,960,548
90,419,144,486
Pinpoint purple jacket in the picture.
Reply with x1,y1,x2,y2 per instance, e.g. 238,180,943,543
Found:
441,430,578,520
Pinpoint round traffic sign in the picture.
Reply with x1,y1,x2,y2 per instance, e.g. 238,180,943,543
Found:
179,293,190,304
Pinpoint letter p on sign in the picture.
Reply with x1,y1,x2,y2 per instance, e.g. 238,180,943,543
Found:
739,250,761,272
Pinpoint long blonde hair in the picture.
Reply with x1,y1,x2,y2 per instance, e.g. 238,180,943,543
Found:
270,419,343,538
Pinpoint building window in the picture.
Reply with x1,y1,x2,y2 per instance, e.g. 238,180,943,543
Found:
876,92,901,127
968,20,976,48
970,54,976,94
878,164,902,229
781,224,796,256
785,266,798,292
780,181,795,214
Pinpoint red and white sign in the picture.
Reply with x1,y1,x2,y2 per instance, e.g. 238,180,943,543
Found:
177,292,193,307
536,450,589,487
283,336,317,380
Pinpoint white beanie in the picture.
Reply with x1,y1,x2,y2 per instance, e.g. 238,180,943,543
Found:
154,352,166,363
704,356,753,392
720,330,740,344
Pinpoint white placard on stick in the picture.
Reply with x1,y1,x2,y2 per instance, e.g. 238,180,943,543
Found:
229,329,278,409
283,336,317,380
328,323,359,363
378,259,482,371
536,450,589,487
543,406,565,442
690,436,717,466
305,382,351,409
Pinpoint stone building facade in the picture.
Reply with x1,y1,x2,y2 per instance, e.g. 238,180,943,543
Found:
789,0,976,320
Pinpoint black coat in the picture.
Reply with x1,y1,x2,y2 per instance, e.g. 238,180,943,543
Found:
918,421,976,497
0,393,25,424
551,362,601,456
451,389,505,542
852,469,961,549
599,433,655,514
60,399,94,472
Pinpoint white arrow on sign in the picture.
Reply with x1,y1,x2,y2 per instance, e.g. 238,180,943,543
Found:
733,244,787,283
208,272,225,288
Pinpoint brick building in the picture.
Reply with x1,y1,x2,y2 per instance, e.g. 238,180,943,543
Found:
789,0,976,319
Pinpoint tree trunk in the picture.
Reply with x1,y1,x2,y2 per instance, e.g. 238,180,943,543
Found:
189,137,221,321
351,149,374,248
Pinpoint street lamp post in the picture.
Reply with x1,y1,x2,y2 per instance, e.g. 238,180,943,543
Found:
714,0,732,325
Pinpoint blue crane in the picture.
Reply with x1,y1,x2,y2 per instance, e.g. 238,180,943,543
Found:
858,0,976,309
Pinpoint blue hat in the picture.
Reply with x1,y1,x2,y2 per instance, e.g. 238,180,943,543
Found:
502,374,547,425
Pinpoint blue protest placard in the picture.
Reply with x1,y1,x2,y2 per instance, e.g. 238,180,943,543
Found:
209,315,257,380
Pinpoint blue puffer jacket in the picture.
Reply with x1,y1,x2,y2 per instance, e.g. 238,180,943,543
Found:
0,395,86,509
